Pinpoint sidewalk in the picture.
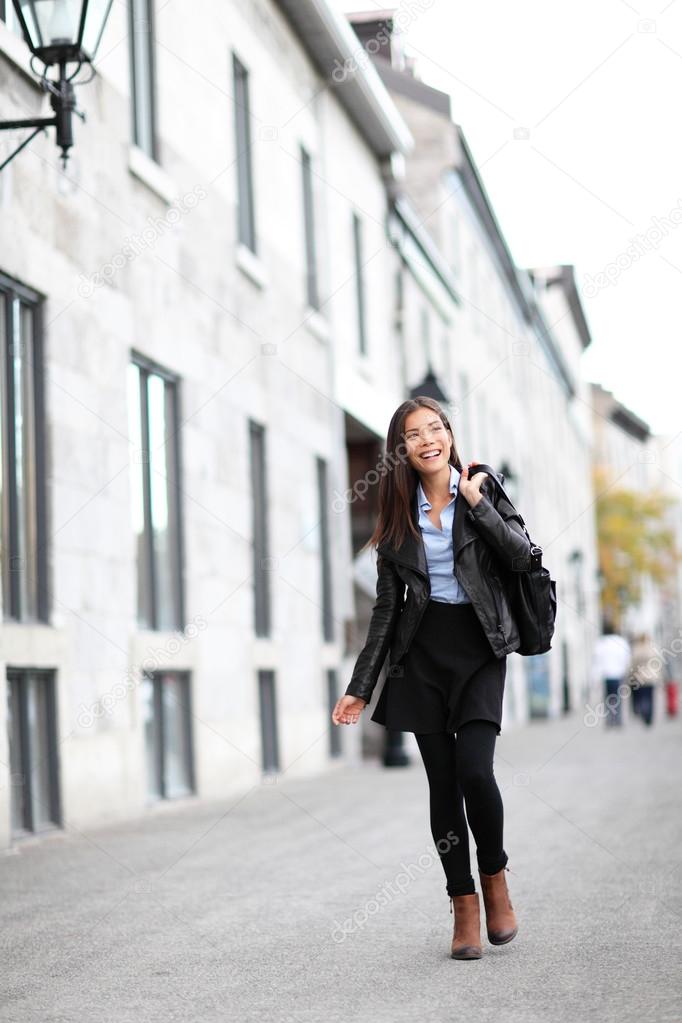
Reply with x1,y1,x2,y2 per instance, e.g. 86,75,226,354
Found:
1,709,681,1023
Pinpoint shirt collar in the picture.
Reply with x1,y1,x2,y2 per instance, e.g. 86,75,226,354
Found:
417,463,460,510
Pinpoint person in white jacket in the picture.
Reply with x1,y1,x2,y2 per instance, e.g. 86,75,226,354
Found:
591,620,631,727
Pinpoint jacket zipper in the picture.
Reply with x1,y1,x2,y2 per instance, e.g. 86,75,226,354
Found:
487,573,507,643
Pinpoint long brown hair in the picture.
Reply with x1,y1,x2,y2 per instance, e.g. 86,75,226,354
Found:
361,396,464,554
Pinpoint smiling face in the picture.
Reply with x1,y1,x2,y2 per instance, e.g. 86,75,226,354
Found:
402,407,453,476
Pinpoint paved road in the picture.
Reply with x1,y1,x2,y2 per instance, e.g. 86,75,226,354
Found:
2,708,681,1023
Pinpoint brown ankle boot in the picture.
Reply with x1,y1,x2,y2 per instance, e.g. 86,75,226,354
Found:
478,866,518,944
449,892,483,959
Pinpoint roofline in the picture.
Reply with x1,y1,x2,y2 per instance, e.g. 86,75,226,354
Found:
529,265,593,350
273,0,413,158
320,24,577,398
590,383,651,441
344,7,397,24
389,195,460,314
368,56,532,319
369,52,452,116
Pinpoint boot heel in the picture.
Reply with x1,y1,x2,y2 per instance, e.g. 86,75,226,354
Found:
450,892,483,959
478,866,518,945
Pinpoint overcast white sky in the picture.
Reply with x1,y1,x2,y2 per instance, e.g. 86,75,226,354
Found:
337,0,682,436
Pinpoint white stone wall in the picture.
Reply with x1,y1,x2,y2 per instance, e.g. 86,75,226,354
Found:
532,277,601,715
0,1,403,844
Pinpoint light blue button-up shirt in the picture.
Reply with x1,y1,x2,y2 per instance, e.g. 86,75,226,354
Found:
417,463,472,604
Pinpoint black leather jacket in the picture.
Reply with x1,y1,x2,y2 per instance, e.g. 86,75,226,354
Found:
345,468,532,704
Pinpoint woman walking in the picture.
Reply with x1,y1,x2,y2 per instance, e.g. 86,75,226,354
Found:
332,397,532,960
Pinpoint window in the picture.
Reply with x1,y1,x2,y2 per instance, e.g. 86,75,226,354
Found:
127,355,184,631
0,2,16,30
0,1,23,34
478,392,488,460
327,669,341,757
0,272,48,622
249,419,271,637
129,0,157,159
352,212,367,355
300,145,320,310
233,52,256,253
421,306,430,366
258,669,279,771
6,668,60,837
469,247,480,335
450,211,461,276
316,456,333,641
458,370,470,450
141,670,194,800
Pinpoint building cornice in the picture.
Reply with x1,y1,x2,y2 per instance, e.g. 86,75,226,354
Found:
274,0,413,158
529,264,593,350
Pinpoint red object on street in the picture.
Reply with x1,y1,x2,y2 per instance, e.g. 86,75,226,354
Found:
665,680,679,717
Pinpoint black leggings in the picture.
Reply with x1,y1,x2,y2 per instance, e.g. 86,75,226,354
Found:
415,720,508,897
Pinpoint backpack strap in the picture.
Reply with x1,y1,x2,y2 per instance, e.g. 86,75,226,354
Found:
467,463,543,570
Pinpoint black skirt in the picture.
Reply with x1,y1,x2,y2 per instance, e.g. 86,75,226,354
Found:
370,599,506,735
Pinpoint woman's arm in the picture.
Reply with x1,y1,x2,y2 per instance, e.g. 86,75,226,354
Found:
344,554,404,704
465,475,533,572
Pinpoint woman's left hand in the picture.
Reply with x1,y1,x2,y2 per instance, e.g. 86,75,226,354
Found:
459,461,488,508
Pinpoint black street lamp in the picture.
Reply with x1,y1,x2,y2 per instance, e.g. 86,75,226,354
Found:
0,0,114,171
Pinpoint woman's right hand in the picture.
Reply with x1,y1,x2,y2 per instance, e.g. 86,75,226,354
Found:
332,695,367,725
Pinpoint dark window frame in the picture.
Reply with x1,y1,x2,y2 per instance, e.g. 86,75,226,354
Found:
316,455,333,642
233,51,257,253
129,350,186,631
0,2,17,26
6,667,61,838
142,669,195,800
249,418,271,638
421,305,431,364
257,669,279,772
0,270,48,623
352,211,367,355
128,0,159,161
326,668,341,757
300,144,320,310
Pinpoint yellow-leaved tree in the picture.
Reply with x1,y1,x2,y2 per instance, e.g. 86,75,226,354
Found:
594,465,681,630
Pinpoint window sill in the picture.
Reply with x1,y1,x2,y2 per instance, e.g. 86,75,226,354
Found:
128,144,177,204
302,306,329,343
236,243,268,289
0,24,43,90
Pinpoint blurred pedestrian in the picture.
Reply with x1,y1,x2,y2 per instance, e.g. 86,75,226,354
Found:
591,620,631,727
628,632,661,727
